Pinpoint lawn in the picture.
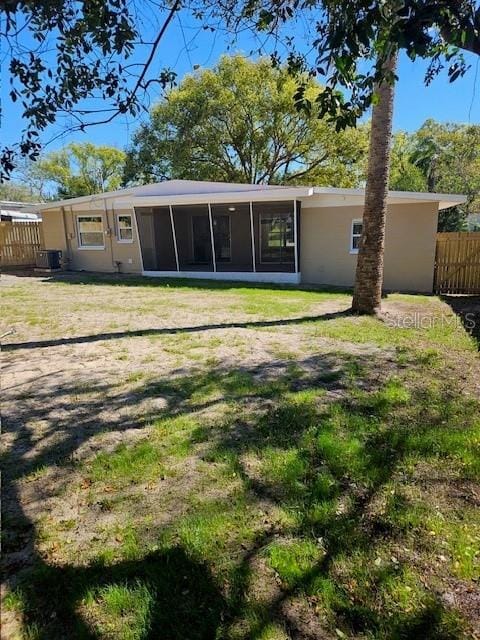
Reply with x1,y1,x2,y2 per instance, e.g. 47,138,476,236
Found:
1,273,479,640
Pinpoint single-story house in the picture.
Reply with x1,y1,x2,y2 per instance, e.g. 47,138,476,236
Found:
34,180,466,292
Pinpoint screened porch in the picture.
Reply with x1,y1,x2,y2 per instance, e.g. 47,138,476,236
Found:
135,200,300,282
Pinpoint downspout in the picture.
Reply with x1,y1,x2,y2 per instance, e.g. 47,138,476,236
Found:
69,206,75,248
60,205,71,269
104,198,117,273
132,207,144,273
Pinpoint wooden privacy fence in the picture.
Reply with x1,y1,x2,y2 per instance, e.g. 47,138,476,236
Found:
434,232,480,294
0,220,43,268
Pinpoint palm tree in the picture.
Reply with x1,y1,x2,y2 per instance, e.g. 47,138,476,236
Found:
351,53,397,315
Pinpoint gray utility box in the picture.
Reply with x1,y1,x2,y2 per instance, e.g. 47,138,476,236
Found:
36,250,62,270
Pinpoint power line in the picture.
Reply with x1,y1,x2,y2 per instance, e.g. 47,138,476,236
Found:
468,56,479,123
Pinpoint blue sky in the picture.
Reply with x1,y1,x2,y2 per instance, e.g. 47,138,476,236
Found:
2,9,479,155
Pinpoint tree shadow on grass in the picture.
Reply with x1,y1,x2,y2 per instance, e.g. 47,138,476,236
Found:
12,548,226,639
441,294,480,350
3,346,475,638
2,310,350,352
187,382,476,639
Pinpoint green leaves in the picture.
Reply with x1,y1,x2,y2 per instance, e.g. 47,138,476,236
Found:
34,142,127,198
220,0,480,141
389,119,480,230
1,0,170,180
125,55,370,187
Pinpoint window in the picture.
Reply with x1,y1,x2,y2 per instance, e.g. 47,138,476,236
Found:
213,214,231,262
260,213,294,263
77,215,104,248
350,219,363,254
117,213,133,243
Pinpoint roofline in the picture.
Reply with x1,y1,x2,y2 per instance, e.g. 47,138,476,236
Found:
313,187,465,200
31,181,467,212
0,200,40,207
312,187,466,207
115,187,313,208
30,183,298,212
30,188,137,212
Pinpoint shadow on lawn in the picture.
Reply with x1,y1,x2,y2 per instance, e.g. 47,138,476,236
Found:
197,383,472,639
442,294,480,350
2,310,349,352
11,548,226,639
2,348,474,638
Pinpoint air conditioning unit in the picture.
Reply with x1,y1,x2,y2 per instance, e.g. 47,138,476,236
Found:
36,250,62,270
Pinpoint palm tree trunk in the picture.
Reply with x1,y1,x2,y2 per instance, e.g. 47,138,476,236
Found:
351,53,398,315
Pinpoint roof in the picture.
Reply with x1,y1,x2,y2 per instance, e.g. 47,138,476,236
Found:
28,179,467,213
310,188,466,211
0,200,41,220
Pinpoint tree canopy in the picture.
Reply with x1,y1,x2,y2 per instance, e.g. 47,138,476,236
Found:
32,143,126,199
124,56,369,186
3,1,478,179
224,1,480,128
0,181,37,203
390,120,480,231
1,0,179,179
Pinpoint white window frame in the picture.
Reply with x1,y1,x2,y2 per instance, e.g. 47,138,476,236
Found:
116,212,134,244
77,214,105,250
350,219,363,254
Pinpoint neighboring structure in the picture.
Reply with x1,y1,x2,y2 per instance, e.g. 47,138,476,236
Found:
0,201,41,222
0,201,43,268
33,180,466,292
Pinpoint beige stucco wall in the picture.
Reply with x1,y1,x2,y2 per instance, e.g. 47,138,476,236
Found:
42,204,142,274
42,198,439,292
300,202,439,293
41,209,68,253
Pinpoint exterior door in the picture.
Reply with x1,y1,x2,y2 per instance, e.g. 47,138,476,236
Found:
192,215,212,264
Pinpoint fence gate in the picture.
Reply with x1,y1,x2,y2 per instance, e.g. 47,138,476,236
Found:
434,232,480,294
0,220,43,268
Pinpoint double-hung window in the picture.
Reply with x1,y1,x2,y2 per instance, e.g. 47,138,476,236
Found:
350,220,363,254
77,215,104,249
117,213,133,243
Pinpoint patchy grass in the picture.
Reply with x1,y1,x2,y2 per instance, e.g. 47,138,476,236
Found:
1,274,479,639
82,580,155,640
266,538,324,589
89,441,170,488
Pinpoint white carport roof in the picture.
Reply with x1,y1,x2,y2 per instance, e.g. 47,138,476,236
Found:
28,179,466,212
